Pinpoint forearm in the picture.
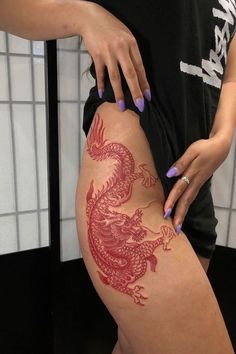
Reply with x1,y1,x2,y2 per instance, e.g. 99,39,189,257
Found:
210,81,236,145
0,0,92,40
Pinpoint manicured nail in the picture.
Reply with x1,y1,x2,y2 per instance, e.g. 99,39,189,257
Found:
135,98,144,112
166,166,179,178
144,89,152,102
163,208,172,219
98,88,104,99
118,99,126,112
176,224,182,235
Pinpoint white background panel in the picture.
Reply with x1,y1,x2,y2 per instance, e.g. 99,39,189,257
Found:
8,34,30,54
40,211,49,247
33,57,46,102
36,104,48,209
57,37,79,50
58,51,79,101
215,208,229,246
60,219,81,262
13,104,37,211
10,56,32,101
80,38,86,51
0,56,9,101
59,103,79,218
80,52,94,101
32,41,44,56
212,135,236,208
229,211,236,249
0,105,15,214
19,213,38,250
0,216,17,254
0,31,6,52
80,102,87,162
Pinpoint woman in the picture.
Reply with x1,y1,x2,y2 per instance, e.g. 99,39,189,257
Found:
76,1,236,353
1,0,235,353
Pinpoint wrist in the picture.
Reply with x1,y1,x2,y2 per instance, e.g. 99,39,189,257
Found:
74,1,96,36
210,129,234,150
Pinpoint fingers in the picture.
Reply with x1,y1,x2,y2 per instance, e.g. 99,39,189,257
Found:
165,175,200,232
166,144,199,177
105,53,126,111
129,38,152,102
94,55,106,99
173,183,199,232
94,35,151,112
164,162,205,234
118,45,145,112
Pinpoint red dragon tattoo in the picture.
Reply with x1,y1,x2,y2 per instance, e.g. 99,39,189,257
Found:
86,113,176,305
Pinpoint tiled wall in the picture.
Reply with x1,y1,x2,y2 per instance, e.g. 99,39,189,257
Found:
57,36,236,262
0,32,49,255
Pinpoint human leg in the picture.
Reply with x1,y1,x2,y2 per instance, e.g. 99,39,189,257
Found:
76,102,234,354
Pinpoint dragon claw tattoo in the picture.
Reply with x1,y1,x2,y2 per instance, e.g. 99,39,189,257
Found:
86,113,176,305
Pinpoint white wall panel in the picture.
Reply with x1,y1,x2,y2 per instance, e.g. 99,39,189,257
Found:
59,103,79,219
8,34,30,54
40,211,49,248
34,57,46,102
214,209,230,247
0,56,9,101
79,102,86,162
0,31,6,52
61,219,80,262
36,104,48,209
229,211,236,249
80,52,93,101
13,104,37,211
32,41,44,56
212,135,236,208
58,51,79,101
0,216,17,255
19,213,39,250
0,105,15,214
10,56,32,101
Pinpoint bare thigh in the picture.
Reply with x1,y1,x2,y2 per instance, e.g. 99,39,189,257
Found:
76,102,233,354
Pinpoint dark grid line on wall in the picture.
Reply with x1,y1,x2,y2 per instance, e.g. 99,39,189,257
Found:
0,52,44,58
0,208,48,218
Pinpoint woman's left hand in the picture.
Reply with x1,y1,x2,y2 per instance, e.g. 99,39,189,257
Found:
163,135,232,234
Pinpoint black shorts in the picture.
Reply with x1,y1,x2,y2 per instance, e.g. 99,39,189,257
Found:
83,62,218,259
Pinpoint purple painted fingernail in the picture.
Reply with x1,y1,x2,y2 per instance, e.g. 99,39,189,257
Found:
98,88,104,99
135,98,144,112
176,224,182,235
144,89,152,102
117,99,126,112
163,208,172,219
166,166,179,178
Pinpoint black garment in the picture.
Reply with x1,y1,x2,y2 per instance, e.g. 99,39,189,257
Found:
83,0,236,258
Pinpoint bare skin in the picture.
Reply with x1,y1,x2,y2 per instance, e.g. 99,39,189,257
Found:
76,102,234,354
0,0,150,111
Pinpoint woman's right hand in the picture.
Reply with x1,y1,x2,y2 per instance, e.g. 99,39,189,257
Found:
80,2,151,112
